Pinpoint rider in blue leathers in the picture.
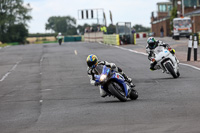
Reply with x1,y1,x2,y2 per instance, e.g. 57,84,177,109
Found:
86,54,135,97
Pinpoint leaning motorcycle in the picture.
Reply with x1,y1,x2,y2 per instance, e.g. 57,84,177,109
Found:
150,47,180,78
95,65,138,102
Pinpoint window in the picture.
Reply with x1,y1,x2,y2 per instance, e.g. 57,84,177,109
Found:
184,0,198,7
159,5,167,12
198,0,200,6
168,5,172,11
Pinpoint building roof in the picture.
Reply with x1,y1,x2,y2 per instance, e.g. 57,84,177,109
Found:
184,9,200,17
157,2,172,5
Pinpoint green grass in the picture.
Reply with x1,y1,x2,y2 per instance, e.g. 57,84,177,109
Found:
0,43,10,47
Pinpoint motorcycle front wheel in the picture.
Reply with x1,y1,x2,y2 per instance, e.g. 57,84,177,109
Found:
165,62,177,78
108,82,127,102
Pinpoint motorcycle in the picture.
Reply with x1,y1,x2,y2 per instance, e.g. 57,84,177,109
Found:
94,65,138,102
150,47,180,78
57,36,63,45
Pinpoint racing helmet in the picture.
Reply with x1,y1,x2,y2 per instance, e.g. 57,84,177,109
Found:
147,37,158,49
58,32,62,35
86,54,98,68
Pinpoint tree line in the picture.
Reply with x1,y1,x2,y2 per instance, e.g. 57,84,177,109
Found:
0,0,150,44
0,0,32,43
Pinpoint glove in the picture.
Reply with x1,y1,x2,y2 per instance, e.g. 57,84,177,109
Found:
168,48,175,54
171,49,175,54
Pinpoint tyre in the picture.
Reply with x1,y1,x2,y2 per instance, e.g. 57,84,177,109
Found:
129,89,138,100
174,36,179,40
176,70,180,78
165,62,177,78
108,82,127,102
59,40,62,45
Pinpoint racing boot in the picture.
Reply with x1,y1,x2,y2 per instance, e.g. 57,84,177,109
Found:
150,61,157,71
121,72,135,88
127,78,135,88
99,87,107,98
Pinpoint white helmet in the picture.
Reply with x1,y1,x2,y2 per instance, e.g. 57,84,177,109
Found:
58,32,62,35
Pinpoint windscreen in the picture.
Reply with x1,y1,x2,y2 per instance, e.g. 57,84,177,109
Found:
173,19,191,28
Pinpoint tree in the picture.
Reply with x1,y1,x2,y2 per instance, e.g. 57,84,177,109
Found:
133,24,150,32
77,23,90,35
45,16,77,35
107,24,116,34
170,7,177,31
0,0,32,43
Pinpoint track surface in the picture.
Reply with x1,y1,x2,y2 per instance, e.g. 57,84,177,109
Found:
0,42,200,133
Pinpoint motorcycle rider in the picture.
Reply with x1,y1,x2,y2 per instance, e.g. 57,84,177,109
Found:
146,37,176,71
86,54,135,97
56,32,63,44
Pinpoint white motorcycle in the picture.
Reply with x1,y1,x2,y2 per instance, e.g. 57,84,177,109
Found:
150,47,180,78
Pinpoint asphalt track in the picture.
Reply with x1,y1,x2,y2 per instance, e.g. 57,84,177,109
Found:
0,41,200,133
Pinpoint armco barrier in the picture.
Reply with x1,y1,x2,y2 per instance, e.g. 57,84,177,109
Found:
103,34,120,45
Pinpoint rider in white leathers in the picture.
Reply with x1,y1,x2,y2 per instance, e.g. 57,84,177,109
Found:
146,37,176,70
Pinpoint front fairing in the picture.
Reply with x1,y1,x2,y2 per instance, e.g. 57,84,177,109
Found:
154,47,170,62
110,73,128,97
94,65,129,97
94,65,110,83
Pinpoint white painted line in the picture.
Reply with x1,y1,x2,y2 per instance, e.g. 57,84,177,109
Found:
0,61,20,82
114,46,148,56
10,61,20,71
74,50,78,55
179,63,200,71
39,100,43,103
0,72,11,82
42,89,52,91
40,56,44,62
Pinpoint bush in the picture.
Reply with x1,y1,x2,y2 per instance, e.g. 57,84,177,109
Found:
1,24,28,44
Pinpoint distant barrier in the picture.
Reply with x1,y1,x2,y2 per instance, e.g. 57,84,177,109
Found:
136,32,148,39
133,33,136,44
64,36,81,42
103,34,120,45
84,32,135,45
84,32,103,42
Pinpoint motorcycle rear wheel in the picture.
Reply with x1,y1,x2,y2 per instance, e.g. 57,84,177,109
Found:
108,82,127,102
129,89,138,100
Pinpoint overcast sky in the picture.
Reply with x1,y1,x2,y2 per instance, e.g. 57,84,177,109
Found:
24,0,169,33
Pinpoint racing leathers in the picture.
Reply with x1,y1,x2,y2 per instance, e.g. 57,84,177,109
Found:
146,40,176,70
87,61,135,97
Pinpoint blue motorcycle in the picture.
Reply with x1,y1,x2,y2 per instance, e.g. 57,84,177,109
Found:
95,65,138,102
